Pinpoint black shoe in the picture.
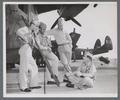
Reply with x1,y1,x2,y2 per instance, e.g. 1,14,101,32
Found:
47,81,56,85
51,74,60,87
63,74,71,83
63,79,71,83
29,86,42,89
66,83,74,88
20,88,31,92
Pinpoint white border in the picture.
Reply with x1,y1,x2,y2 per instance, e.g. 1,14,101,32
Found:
3,1,116,4
4,93,118,98
3,2,6,98
3,1,117,98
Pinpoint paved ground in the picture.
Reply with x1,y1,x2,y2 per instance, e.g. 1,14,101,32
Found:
5,60,117,97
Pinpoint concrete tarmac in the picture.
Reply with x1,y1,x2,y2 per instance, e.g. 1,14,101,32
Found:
5,60,117,97
6,69,117,97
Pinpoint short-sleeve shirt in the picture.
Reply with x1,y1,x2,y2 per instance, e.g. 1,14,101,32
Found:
45,29,70,45
80,61,97,75
37,34,51,48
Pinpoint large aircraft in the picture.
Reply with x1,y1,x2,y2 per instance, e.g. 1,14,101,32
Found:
5,4,113,68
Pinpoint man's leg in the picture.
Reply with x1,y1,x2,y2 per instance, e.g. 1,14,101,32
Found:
42,52,60,87
19,67,29,90
74,77,94,89
64,45,72,66
58,46,72,83
65,73,91,89
29,56,41,89
46,52,59,84
58,46,72,73
18,45,32,92
46,68,56,84
82,77,94,88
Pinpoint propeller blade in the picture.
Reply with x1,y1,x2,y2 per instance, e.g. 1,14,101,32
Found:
70,17,82,27
51,16,61,29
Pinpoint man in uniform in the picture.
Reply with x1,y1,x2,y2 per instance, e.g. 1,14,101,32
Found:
32,21,60,86
65,52,97,89
16,25,41,92
45,18,73,81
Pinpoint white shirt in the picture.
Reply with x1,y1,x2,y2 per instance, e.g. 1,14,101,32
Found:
45,28,72,45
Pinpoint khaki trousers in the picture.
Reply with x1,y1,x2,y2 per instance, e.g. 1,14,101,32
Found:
41,50,59,81
58,44,72,73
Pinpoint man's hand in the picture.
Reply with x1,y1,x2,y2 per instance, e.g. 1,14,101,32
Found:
74,71,82,77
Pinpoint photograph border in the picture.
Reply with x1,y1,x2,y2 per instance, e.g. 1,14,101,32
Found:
0,0,119,99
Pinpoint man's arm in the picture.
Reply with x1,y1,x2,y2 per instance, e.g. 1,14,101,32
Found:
80,73,94,78
75,62,96,78
45,29,56,35
81,65,97,78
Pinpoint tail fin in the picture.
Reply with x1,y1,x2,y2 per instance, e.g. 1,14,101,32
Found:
92,36,113,55
104,36,113,50
94,39,101,50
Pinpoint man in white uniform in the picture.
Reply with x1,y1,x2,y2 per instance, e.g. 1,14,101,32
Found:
16,25,41,92
45,18,73,81
65,52,97,89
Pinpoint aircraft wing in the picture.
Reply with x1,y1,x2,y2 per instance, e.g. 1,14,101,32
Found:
19,4,89,15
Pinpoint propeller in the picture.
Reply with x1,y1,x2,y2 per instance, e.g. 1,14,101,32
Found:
70,17,82,27
51,16,82,29
51,16,61,29
51,4,92,29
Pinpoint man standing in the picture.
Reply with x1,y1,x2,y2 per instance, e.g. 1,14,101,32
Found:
16,25,41,92
45,18,73,81
33,22,60,86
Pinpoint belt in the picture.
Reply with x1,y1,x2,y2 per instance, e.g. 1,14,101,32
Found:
58,43,69,46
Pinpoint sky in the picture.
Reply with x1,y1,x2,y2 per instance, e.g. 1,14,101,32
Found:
38,2,117,59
